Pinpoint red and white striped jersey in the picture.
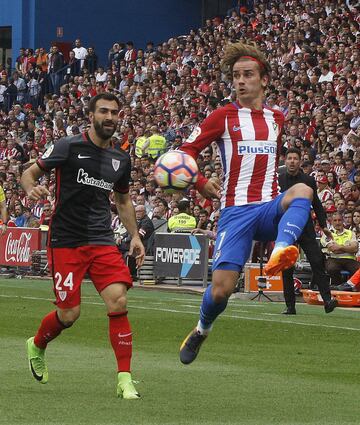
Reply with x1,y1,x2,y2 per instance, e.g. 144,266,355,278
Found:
317,188,333,203
181,101,284,209
333,164,345,177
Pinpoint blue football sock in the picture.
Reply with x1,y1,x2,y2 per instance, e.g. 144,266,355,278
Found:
199,284,228,330
275,197,311,247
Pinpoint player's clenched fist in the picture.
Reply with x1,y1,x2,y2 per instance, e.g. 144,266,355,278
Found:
28,186,50,201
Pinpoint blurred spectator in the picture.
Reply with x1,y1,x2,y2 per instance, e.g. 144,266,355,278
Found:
151,206,168,234
14,203,26,227
0,184,8,234
73,39,88,75
196,209,211,230
84,47,98,75
134,204,154,252
142,126,166,160
3,78,17,111
23,206,39,227
317,175,333,203
48,45,64,95
168,199,196,233
39,201,52,226
321,212,359,286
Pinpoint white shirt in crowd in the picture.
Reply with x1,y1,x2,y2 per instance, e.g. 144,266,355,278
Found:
73,46,88,67
95,72,107,82
318,71,334,83
0,84,6,103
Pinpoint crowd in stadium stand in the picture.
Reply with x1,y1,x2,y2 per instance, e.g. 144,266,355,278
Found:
0,0,360,267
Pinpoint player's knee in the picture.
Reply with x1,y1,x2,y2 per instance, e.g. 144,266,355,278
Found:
107,294,127,313
294,183,313,200
57,307,80,327
211,284,232,303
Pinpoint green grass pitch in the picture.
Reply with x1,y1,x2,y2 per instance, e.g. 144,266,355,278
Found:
1,278,359,425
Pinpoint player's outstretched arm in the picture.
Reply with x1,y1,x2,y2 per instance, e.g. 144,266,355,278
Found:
21,163,50,200
114,191,145,268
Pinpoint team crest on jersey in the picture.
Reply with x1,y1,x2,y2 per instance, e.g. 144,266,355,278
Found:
272,122,279,135
59,291,67,301
186,126,201,143
42,145,54,159
112,159,120,171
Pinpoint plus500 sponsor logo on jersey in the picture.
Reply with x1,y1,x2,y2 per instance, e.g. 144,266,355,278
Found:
238,142,276,155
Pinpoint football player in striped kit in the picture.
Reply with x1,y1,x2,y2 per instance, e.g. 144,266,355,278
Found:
179,42,314,365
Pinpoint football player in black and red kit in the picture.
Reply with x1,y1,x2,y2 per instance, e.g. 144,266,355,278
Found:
22,93,145,399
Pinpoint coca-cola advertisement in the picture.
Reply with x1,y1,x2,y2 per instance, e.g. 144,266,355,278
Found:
0,228,41,266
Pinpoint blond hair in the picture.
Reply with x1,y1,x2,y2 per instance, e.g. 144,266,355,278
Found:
221,42,271,79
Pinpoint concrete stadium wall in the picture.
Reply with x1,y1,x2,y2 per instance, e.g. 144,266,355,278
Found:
0,0,203,68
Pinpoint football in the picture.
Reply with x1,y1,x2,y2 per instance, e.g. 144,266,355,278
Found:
154,151,198,191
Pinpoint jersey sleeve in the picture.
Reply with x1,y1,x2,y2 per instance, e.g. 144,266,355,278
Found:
180,108,226,191
36,138,71,171
181,108,226,157
113,156,131,193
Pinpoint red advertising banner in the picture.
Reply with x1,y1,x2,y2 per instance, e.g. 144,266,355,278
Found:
0,228,41,266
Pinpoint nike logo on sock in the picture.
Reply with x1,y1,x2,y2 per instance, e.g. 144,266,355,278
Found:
117,332,132,338
286,222,301,231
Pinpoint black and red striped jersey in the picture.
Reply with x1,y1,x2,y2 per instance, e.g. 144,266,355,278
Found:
37,132,131,247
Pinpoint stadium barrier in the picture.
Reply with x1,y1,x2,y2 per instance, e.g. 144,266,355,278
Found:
0,228,312,292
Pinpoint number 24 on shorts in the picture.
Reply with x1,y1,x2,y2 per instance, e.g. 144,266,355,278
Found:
55,272,74,291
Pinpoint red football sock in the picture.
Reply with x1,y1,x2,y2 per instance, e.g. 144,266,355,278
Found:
34,310,67,349
108,311,132,372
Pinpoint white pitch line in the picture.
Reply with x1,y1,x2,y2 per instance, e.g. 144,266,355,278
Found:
2,293,360,332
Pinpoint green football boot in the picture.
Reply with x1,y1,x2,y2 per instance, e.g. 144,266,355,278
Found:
26,337,48,384
117,372,140,399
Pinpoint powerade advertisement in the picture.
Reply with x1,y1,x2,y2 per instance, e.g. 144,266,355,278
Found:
154,233,208,279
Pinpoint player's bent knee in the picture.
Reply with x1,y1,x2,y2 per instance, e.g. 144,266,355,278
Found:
212,270,238,302
293,183,313,199
107,294,127,313
57,306,80,327
211,283,234,303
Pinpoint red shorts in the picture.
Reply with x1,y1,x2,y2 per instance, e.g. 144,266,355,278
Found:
47,245,132,309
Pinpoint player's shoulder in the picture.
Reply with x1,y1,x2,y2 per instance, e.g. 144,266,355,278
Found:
220,102,240,116
53,133,84,148
207,103,234,119
107,146,130,160
263,105,285,123
201,103,235,127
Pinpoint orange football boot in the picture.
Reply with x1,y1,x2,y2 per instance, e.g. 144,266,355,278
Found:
264,245,299,276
